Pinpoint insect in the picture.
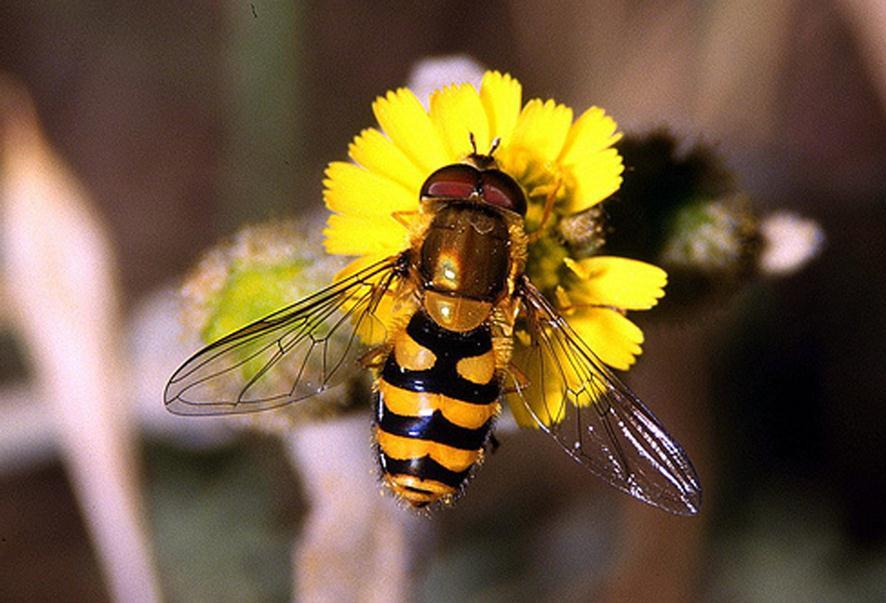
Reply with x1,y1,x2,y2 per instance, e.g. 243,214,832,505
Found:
165,144,702,514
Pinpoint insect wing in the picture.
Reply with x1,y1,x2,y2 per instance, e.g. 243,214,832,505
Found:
507,278,702,515
165,254,403,416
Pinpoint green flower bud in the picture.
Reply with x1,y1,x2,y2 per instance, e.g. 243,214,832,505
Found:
661,195,759,276
178,218,368,430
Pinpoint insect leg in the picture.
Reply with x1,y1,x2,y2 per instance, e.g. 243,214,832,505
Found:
391,210,419,229
500,362,531,395
358,344,391,369
527,178,563,243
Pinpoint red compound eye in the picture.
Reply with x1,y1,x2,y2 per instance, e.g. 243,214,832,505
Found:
420,164,479,199
479,170,527,216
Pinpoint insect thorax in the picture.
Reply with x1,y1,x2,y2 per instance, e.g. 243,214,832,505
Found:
415,204,513,332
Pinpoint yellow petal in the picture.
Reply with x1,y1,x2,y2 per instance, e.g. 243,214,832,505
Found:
323,213,406,257
479,71,522,146
348,128,426,194
558,106,622,166
570,256,667,310
504,325,588,429
570,308,644,370
503,307,588,429
505,390,544,429
333,254,390,282
504,298,644,427
429,83,489,159
508,99,573,164
372,88,450,173
333,255,399,347
323,162,417,218
553,285,572,310
503,350,569,430
564,149,624,212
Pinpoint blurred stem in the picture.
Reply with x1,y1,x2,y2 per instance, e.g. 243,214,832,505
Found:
838,0,886,113
221,1,302,230
1,78,161,603
0,386,56,472
285,414,428,602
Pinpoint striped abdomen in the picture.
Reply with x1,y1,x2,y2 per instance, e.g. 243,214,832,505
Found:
376,309,500,507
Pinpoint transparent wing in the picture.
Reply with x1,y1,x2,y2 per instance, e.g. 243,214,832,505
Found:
505,277,702,515
165,254,405,416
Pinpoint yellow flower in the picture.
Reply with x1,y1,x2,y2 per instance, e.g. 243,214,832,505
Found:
322,70,665,400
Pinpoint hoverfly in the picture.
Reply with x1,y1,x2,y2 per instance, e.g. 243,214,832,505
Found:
165,143,702,514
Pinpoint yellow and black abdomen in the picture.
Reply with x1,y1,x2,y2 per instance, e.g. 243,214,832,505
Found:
376,309,500,507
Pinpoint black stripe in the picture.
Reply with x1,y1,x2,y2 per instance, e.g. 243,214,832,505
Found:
378,408,491,450
382,360,499,403
379,453,469,489
406,310,492,356
381,310,499,404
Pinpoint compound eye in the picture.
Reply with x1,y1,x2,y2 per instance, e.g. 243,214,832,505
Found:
420,164,479,199
480,170,527,216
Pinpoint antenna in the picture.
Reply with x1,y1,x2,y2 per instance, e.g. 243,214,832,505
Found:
467,133,501,157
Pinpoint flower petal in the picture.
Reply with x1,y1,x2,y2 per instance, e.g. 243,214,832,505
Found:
348,128,426,194
505,392,538,429
429,83,489,160
333,255,400,347
558,106,622,166
480,71,522,146
570,308,644,370
505,304,637,428
569,256,667,310
372,88,450,173
323,162,417,218
323,212,407,257
333,254,390,281
508,98,573,164
564,149,624,212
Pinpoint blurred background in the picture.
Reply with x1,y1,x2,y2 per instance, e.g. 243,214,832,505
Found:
1,1,884,601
